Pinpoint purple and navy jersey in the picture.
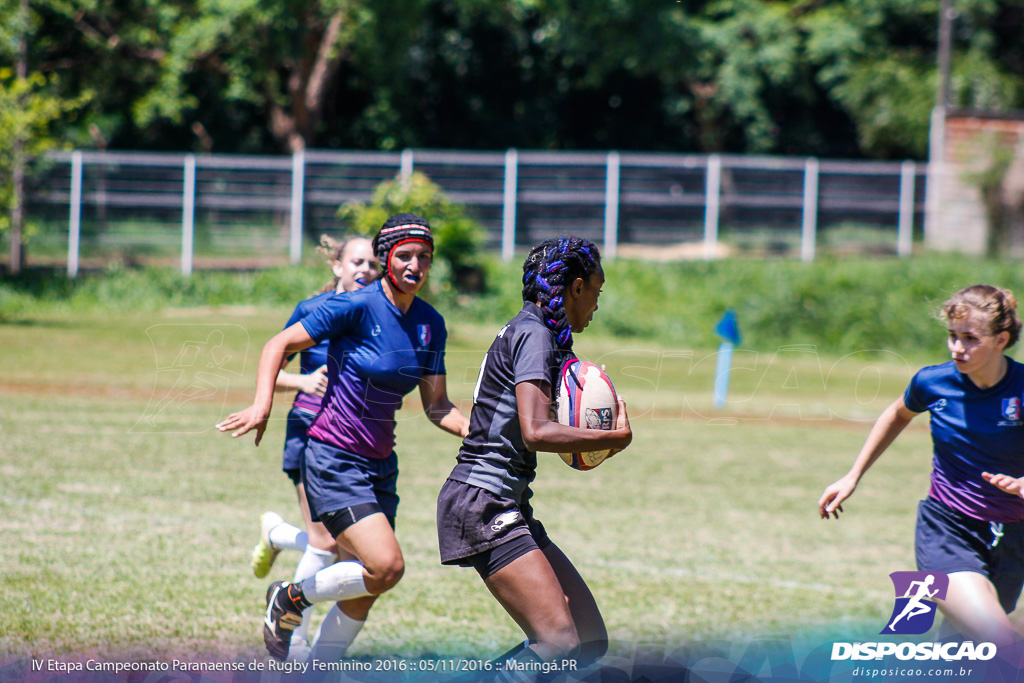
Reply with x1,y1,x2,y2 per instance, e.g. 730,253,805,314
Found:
300,279,447,459
284,291,333,414
904,358,1024,523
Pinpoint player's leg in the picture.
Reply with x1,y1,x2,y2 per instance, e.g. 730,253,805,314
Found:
298,514,392,661
308,544,378,661
265,445,398,659
485,549,580,661
542,542,608,664
289,480,340,657
937,571,1016,647
252,510,307,578
264,512,392,660
255,410,316,578
916,499,1022,649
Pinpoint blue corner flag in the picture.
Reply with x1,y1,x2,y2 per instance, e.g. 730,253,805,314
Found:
713,310,741,408
714,309,742,346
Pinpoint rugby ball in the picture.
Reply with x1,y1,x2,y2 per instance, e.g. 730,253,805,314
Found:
556,359,618,470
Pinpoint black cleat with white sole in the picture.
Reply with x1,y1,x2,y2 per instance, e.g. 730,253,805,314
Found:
263,581,305,660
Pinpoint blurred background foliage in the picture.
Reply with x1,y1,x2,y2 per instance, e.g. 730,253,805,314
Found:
2,0,1022,161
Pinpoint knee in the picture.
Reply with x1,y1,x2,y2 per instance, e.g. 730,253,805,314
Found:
364,556,404,594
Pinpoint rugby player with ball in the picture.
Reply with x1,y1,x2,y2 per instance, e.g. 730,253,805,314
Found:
436,236,631,677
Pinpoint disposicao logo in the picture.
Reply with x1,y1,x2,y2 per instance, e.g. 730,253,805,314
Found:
881,571,948,635
830,571,997,663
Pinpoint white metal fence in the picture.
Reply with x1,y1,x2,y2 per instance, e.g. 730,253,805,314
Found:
28,148,926,276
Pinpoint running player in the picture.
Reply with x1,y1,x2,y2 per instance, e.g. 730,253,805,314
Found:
819,284,1024,648
218,214,469,661
248,235,378,659
436,237,631,673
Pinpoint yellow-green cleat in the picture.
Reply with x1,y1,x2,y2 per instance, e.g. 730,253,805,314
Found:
251,511,285,578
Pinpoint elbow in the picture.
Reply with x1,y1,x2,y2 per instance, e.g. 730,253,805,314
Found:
424,402,444,425
520,424,543,452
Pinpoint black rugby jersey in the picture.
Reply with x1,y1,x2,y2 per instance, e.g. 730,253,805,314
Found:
448,302,574,501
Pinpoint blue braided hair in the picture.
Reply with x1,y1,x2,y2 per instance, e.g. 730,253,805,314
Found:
521,237,602,349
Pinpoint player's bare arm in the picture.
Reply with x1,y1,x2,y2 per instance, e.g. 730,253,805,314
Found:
217,322,315,444
819,396,919,519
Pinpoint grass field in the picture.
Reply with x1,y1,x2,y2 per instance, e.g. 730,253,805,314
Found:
2,307,1018,670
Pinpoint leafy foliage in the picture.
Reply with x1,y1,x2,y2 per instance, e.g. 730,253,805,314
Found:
0,70,90,234
337,171,486,292
2,0,1024,159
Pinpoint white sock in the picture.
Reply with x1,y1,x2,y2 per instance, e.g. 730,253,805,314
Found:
291,546,337,644
309,603,366,661
300,561,371,603
268,521,308,552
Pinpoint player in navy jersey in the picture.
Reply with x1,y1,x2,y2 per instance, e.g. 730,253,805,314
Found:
218,214,469,661
819,284,1024,648
436,237,632,674
245,235,378,659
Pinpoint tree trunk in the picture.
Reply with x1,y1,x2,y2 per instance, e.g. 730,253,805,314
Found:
11,141,24,276
267,9,347,154
10,0,28,275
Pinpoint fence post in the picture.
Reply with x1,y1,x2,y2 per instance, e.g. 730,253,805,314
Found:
182,154,196,276
801,157,819,262
502,149,518,262
898,161,916,257
604,151,620,260
400,148,414,181
704,154,722,260
68,151,83,277
290,150,305,265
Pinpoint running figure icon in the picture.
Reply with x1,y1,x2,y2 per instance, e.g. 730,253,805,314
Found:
889,574,939,630
881,571,949,635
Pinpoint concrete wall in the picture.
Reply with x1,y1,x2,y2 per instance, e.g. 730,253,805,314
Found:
926,110,1024,255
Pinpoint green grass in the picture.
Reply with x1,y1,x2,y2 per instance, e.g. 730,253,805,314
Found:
4,307,1011,669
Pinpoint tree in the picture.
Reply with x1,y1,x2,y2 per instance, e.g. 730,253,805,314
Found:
10,0,1024,161
0,0,90,274
81,0,426,152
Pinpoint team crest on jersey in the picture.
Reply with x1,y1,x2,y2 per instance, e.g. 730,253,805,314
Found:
417,324,431,348
1002,398,1021,423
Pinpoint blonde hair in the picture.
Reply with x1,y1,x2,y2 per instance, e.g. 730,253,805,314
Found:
315,235,372,294
940,284,1022,348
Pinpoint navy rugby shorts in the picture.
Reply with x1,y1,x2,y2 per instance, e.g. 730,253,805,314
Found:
281,405,317,485
916,496,1024,613
302,437,399,534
